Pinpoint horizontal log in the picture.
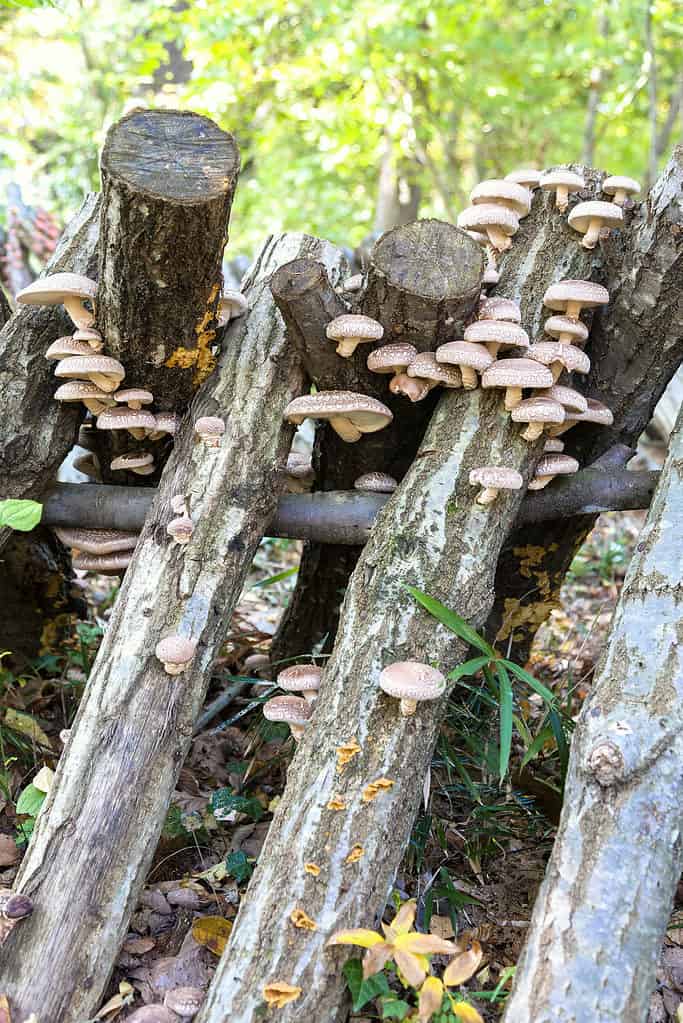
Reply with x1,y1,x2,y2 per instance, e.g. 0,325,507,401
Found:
42,468,658,541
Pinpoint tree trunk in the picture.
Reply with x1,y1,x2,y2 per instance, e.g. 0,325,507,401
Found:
197,200,611,1021
503,401,683,1023
487,146,683,659
0,283,11,325
0,232,331,1023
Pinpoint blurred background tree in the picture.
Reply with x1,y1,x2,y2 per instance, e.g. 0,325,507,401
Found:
0,0,681,260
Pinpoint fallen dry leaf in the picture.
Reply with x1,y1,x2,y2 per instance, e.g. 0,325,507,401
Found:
122,936,156,955
95,981,134,1018
429,915,455,940
0,836,19,868
290,909,317,931
0,993,10,1023
336,739,361,773
345,845,364,864
304,863,320,877
327,796,347,811
361,778,395,803
263,981,302,1008
32,765,55,794
191,916,233,956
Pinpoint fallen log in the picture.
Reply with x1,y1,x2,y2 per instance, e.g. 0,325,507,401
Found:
0,232,338,1023
502,401,683,1023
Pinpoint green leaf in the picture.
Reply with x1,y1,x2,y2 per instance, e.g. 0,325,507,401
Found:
519,726,554,769
500,660,556,706
448,656,492,681
210,788,263,822
380,994,412,1019
253,567,298,588
225,850,254,883
15,782,46,818
343,958,390,1011
0,500,43,532
405,586,496,657
497,663,513,781
548,707,570,780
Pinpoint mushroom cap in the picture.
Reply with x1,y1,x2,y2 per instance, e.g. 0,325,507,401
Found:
155,636,197,666
457,204,519,236
407,352,461,387
72,551,132,573
0,893,33,919
127,1007,179,1023
195,416,225,437
528,342,590,374
326,314,383,342
152,413,180,435
167,516,194,541
262,694,312,726
469,466,524,490
543,315,589,343
543,438,565,452
96,407,156,432
470,179,531,216
477,297,521,323
111,451,154,471
367,343,418,374
541,384,588,412
45,336,95,360
567,397,614,425
568,201,624,232
539,169,585,191
286,453,313,479
277,664,322,693
379,661,447,702
481,358,554,390
505,169,543,188
220,289,248,318
602,175,640,198
73,327,103,344
534,453,580,476
164,986,205,1016
436,340,493,372
16,272,97,306
54,527,138,555
113,388,154,406
353,471,398,493
54,380,114,404
483,265,500,286
283,391,393,433
464,321,529,350
55,355,125,390
510,396,565,425
543,279,609,312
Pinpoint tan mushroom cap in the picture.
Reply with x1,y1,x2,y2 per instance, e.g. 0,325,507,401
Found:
457,204,519,252
477,296,521,323
528,342,590,380
326,314,383,358
470,179,531,217
367,343,418,375
436,340,493,390
149,412,180,440
539,169,585,211
543,437,565,453
277,665,322,704
113,388,154,409
528,452,580,490
283,391,393,443
407,352,462,389
543,315,589,345
96,406,156,441
602,175,640,206
541,384,588,412
379,661,447,716
218,289,248,327
354,471,398,493
54,354,125,393
54,380,115,415
543,279,609,319
469,465,523,504
72,551,132,574
505,169,543,189
548,397,613,436
72,327,104,350
464,320,529,358
167,516,194,544
164,986,205,1016
16,272,97,328
389,373,431,403
286,452,312,478
568,200,624,250
481,358,554,410
263,695,312,738
54,527,138,556
45,336,95,360
110,450,155,474
127,1005,179,1023
155,636,197,675
511,396,565,441
195,416,225,446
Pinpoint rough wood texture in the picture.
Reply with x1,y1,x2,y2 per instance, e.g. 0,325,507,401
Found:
0,284,11,325
0,233,330,1023
0,193,100,549
503,401,683,1023
489,149,683,657
98,108,240,411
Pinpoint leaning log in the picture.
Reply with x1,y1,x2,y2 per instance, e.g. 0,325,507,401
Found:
0,233,330,1023
503,401,683,1023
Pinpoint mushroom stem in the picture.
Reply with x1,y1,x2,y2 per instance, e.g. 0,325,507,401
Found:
485,343,501,359
559,331,582,346
63,296,96,330
163,662,186,676
527,475,554,490
336,339,360,358
476,487,499,506
485,244,498,271
547,421,576,438
611,188,628,207
460,366,479,390
83,399,107,415
486,226,512,252
555,185,569,212
290,724,306,741
504,386,523,411
390,374,430,402
565,300,583,320
328,416,362,442
89,372,118,393
551,363,564,383
127,428,148,441
581,217,604,249
521,422,545,442
399,697,418,716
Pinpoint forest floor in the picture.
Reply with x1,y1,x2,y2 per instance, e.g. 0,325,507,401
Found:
1,475,681,1020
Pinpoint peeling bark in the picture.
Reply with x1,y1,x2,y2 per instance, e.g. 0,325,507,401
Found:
503,402,683,1023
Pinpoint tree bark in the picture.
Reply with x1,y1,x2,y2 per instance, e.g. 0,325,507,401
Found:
0,232,331,1023
503,401,683,1023
487,147,683,659
197,201,608,1021
0,283,11,326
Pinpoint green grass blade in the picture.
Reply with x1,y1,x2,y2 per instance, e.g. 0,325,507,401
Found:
497,663,513,781
500,659,556,705
448,655,492,681
405,586,496,656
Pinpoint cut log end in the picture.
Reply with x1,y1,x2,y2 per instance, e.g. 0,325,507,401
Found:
370,218,483,302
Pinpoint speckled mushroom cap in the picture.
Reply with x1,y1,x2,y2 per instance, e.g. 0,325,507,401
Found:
354,471,398,493
167,516,194,543
55,355,125,392
54,527,138,555
164,986,205,1016
543,437,565,452
195,416,225,439
218,289,248,326
505,169,542,189
568,200,623,234
511,396,565,426
477,297,521,323
481,358,554,390
110,451,154,472
96,407,156,432
406,352,462,388
283,392,393,433
528,343,590,374
533,453,580,477
127,1006,179,1023
469,466,523,490
73,327,103,346
277,664,322,694
436,341,493,372
16,272,97,306
326,314,383,356
113,388,154,408
457,204,519,242
539,169,585,193
566,398,614,425
543,315,589,344
262,694,312,726
543,279,609,314
464,321,529,351
54,380,114,404
286,452,313,479
150,412,179,437
45,336,95,360
602,175,640,204
470,179,531,217
155,636,197,667
72,551,132,574
541,384,588,412
379,662,447,702
367,343,418,374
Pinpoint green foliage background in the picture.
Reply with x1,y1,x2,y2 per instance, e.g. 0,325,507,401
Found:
0,0,680,256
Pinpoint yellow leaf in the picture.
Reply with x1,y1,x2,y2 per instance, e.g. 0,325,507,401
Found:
395,933,458,956
0,994,11,1023
345,845,364,864
327,928,384,950
290,908,317,931
192,915,233,955
451,1000,484,1023
394,948,428,988
391,900,416,935
304,862,320,877
362,941,393,978
443,942,483,987
361,778,395,802
336,739,361,772
263,981,302,1008
4,709,52,748
32,765,55,794
418,976,444,1022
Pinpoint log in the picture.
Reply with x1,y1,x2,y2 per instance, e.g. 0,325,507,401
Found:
488,147,683,658
196,205,600,1022
0,284,11,325
503,401,683,1023
0,232,331,1023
